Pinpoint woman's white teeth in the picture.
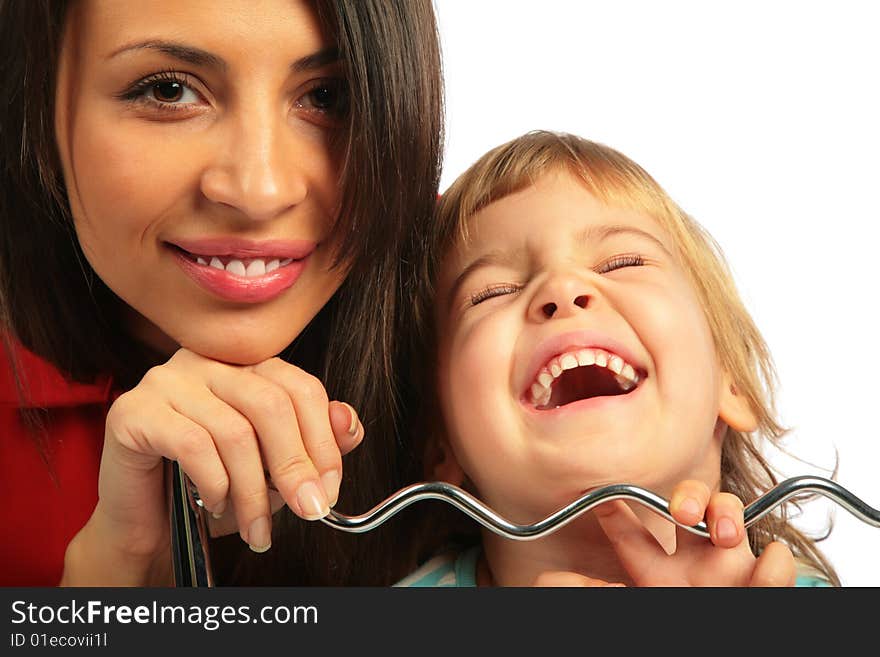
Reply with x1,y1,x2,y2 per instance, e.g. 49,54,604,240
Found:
227,260,247,276
245,260,266,277
528,347,641,407
197,256,293,277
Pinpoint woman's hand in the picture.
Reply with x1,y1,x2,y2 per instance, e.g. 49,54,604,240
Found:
60,348,363,586
532,480,796,587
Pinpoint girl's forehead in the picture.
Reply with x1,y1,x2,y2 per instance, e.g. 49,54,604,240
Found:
451,182,677,260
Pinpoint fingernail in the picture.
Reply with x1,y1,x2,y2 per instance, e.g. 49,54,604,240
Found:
716,517,738,542
211,499,227,519
679,497,702,521
342,402,359,435
247,516,272,553
296,481,329,520
321,470,341,508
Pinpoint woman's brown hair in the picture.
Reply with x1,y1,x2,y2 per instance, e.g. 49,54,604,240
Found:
412,130,839,585
0,0,444,585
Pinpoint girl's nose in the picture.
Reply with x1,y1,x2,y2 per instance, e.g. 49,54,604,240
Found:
527,273,593,322
200,111,309,222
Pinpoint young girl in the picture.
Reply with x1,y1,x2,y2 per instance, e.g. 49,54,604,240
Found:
399,131,838,586
0,0,442,586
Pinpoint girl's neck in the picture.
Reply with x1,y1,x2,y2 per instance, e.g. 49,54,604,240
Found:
478,502,677,586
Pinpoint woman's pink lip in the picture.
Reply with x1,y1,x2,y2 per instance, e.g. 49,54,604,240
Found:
170,246,309,304
520,329,647,398
168,237,317,260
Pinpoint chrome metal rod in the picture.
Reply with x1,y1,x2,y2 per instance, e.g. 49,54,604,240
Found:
173,473,877,586
321,475,880,540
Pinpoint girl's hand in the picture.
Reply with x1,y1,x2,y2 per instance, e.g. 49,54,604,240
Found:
591,479,796,587
61,348,363,585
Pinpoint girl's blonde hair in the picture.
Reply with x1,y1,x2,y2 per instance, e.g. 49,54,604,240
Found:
417,130,838,585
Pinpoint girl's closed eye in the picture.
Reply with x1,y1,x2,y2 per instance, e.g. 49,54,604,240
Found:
470,283,522,305
595,253,645,274
117,71,205,114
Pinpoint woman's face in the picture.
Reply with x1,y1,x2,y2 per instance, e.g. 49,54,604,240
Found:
55,0,349,364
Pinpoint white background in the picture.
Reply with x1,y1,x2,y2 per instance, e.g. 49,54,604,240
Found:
435,0,879,586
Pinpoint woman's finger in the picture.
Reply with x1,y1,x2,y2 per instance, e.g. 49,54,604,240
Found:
169,380,276,552
207,366,328,532
328,400,365,456
253,359,343,507
749,541,796,587
106,389,230,517
208,489,285,538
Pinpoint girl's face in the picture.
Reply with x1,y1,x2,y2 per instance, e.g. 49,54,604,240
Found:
434,171,752,519
55,0,349,364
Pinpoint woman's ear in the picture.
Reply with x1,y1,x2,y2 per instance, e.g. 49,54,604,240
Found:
718,373,758,432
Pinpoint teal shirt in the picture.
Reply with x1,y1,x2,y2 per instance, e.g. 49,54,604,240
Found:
395,545,831,587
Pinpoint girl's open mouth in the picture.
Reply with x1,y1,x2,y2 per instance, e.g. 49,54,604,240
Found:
525,346,645,410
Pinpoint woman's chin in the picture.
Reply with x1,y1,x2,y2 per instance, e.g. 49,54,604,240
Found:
181,340,286,366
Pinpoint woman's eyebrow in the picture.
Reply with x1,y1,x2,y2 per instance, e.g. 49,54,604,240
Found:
106,40,339,74
107,40,226,70
291,47,340,73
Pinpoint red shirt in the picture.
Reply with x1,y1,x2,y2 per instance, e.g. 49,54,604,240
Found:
0,339,114,586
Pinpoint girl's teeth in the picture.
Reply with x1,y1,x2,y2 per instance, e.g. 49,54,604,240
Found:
527,347,641,407
608,355,623,375
531,382,545,401
576,350,595,367
210,257,224,270
197,256,207,266
266,259,280,273
615,375,636,391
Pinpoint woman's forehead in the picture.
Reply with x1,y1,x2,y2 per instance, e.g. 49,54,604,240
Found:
67,0,329,65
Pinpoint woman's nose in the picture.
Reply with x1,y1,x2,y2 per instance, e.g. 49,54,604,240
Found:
527,273,593,322
199,110,309,222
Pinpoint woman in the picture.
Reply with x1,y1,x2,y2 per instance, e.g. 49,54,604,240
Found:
0,0,443,586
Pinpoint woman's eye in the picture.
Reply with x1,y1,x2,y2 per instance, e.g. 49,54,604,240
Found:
148,80,199,104
119,72,202,111
470,283,522,305
296,78,349,125
595,254,644,274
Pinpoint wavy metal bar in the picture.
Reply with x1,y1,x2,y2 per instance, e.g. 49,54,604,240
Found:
321,475,880,540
